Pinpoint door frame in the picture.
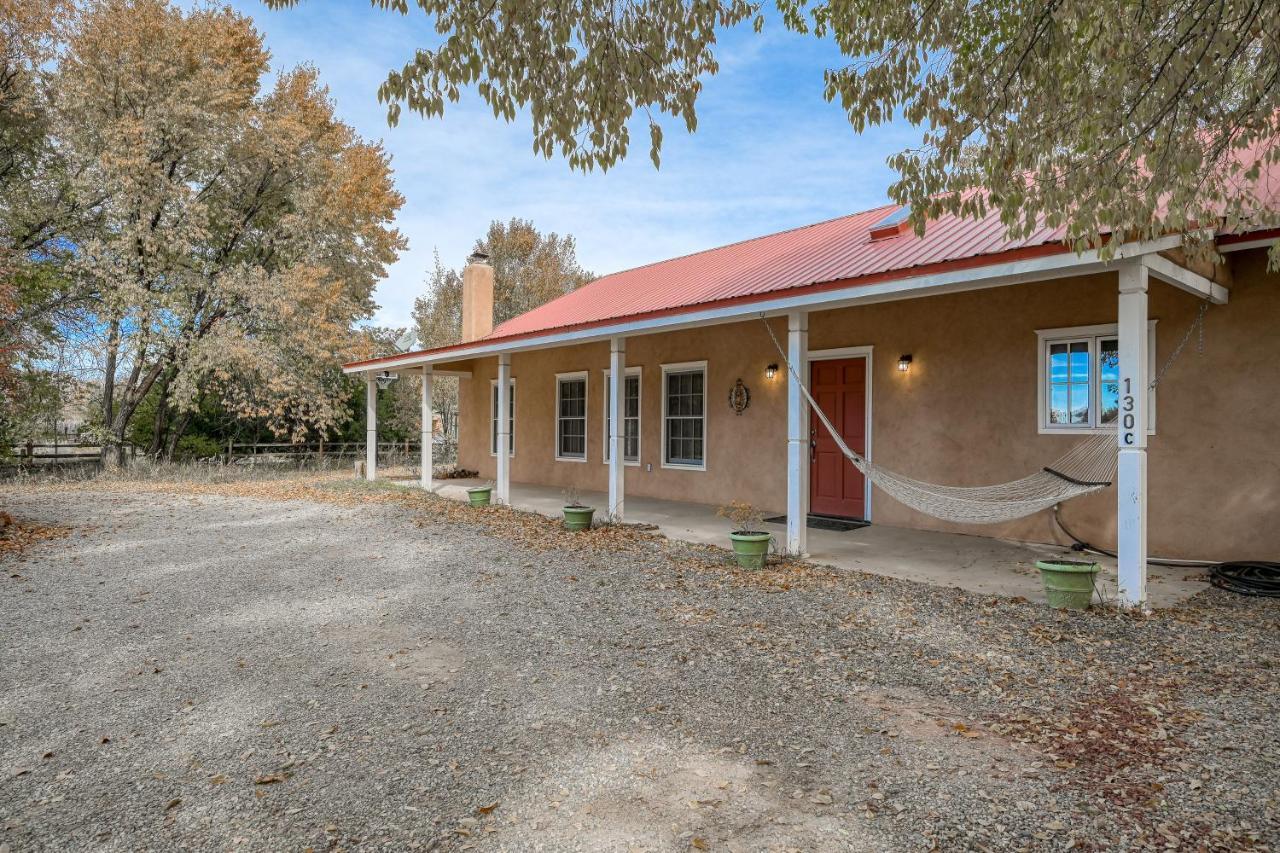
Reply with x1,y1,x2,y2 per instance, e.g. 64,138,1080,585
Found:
806,346,874,521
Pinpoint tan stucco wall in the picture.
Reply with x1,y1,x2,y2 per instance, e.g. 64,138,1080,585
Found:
456,248,1280,559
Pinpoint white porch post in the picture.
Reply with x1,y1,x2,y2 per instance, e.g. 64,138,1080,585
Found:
1117,262,1150,608
365,374,377,481
786,312,809,556
496,354,511,505
608,336,626,521
420,367,433,490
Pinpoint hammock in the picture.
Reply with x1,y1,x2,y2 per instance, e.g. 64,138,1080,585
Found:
762,319,1117,525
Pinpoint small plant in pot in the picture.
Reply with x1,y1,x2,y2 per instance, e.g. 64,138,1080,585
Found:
561,486,596,531
717,500,771,569
1035,558,1100,610
466,481,493,507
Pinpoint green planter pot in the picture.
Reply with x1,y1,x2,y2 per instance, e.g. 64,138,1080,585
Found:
1036,559,1100,610
563,502,596,527
563,506,595,530
729,531,771,569
467,486,492,507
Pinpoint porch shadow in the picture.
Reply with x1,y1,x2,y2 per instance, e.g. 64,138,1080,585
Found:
415,478,1208,609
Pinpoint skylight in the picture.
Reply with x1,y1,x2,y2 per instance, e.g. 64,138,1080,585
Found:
869,205,913,240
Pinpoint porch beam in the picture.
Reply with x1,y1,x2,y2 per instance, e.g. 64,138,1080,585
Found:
1140,253,1229,305
786,312,809,556
343,235,1188,374
496,354,511,505
420,367,433,490
608,337,626,521
365,374,377,481
1116,263,1150,608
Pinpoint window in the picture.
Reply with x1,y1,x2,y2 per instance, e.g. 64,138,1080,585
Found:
489,379,514,455
602,368,641,464
1037,324,1155,433
556,373,588,461
661,362,706,469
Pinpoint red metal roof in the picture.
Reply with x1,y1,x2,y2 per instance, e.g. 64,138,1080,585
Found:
344,155,1278,371
487,204,1066,340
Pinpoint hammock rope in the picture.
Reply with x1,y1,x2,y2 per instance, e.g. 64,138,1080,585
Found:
762,305,1208,525
762,319,1125,525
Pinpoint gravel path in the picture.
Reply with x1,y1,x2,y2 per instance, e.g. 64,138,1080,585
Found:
1,477,1277,852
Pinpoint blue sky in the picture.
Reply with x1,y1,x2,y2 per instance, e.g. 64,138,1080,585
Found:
228,1,919,328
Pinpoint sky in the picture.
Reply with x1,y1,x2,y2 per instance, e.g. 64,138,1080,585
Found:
228,1,920,329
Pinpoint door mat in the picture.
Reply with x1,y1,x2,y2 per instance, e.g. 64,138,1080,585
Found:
763,514,869,532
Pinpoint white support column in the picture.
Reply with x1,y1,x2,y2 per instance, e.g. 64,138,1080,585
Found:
608,336,626,522
495,354,511,505
420,367,433,490
1117,263,1150,608
365,374,377,482
785,312,810,556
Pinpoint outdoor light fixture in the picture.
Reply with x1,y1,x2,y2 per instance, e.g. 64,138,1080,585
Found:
897,354,913,373
765,363,779,380
375,370,398,390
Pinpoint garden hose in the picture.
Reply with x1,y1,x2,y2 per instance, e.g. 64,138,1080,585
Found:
1209,562,1280,598
1050,505,1280,597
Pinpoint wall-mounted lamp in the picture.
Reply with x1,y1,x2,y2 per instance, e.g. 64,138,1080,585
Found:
765,363,779,380
897,354,913,373
375,370,399,390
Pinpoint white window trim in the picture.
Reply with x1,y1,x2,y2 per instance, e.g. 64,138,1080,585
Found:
1035,321,1157,435
554,371,589,463
660,360,708,471
489,377,515,457
601,366,642,466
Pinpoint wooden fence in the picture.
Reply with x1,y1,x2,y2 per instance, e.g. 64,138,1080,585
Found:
3,438,457,471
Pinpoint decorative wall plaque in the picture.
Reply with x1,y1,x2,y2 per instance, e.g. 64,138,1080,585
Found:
728,379,751,415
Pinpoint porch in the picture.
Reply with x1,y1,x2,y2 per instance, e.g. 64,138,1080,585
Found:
422,478,1207,609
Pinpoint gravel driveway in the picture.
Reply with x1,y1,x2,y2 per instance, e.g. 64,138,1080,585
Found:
1,476,1277,852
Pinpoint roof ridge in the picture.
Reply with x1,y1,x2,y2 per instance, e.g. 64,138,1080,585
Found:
595,202,898,278
487,201,899,338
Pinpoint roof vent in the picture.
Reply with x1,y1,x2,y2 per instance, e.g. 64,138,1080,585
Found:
869,206,913,241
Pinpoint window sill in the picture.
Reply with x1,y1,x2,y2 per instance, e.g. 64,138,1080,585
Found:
555,455,588,463
1037,427,1157,436
661,461,706,472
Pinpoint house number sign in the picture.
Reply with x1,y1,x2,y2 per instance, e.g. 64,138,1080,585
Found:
1120,377,1137,446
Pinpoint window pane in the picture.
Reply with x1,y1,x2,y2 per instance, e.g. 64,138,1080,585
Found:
1099,381,1119,424
1049,343,1069,382
1069,342,1090,383
1099,338,1119,381
1070,384,1090,424
1049,385,1070,424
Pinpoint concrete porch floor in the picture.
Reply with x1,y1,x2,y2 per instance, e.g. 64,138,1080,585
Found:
410,477,1208,609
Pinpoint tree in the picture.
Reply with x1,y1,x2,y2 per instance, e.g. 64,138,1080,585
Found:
265,0,1279,264
412,220,594,434
32,0,404,463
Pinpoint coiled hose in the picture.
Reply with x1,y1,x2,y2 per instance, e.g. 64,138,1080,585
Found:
1209,562,1280,598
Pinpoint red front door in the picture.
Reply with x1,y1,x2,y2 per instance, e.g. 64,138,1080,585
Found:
809,358,867,520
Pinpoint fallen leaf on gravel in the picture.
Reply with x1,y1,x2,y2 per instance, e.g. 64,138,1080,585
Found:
210,774,227,785
254,773,289,785
690,837,709,850
475,801,499,815
165,799,181,812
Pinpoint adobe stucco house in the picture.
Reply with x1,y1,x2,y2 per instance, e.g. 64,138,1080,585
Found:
344,204,1280,609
